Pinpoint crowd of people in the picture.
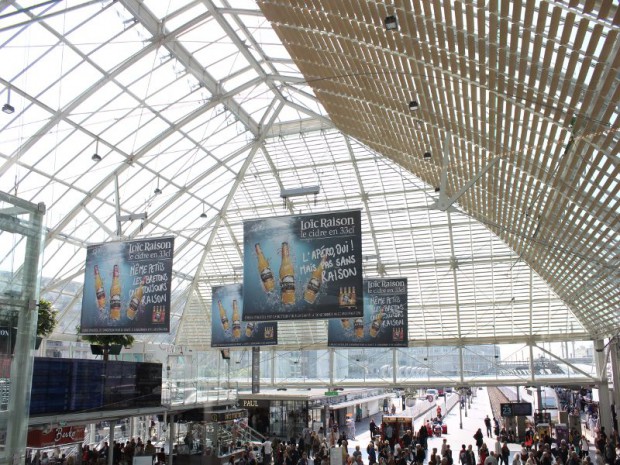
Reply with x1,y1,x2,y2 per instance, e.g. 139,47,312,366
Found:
252,414,620,465
26,438,165,465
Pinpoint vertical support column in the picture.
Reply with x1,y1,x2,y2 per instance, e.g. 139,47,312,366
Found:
168,415,175,465
594,339,613,433
458,346,465,385
4,202,45,465
536,387,543,417
329,349,334,387
324,405,330,436
115,174,122,237
392,349,397,385
130,417,136,440
88,424,96,446
270,348,275,387
529,343,536,384
108,420,116,465
610,339,620,426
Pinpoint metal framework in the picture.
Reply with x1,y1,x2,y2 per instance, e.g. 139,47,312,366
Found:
0,1,617,358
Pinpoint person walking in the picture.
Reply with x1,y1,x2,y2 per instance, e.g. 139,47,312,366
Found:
485,416,493,438
347,417,356,440
474,429,485,452
263,438,273,465
501,442,510,465
370,419,377,438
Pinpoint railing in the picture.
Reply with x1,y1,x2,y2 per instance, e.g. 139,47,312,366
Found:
161,381,237,407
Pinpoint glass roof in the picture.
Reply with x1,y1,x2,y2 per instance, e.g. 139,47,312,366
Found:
0,0,616,349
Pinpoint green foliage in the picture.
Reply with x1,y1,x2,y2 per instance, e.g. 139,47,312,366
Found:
37,299,57,337
81,333,135,347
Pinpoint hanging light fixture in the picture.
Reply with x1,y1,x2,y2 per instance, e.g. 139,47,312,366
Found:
384,15,398,31
409,100,419,111
2,88,15,114
200,204,207,218
154,177,162,195
91,139,102,162
423,151,431,159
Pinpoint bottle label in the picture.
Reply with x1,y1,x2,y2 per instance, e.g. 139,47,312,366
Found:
371,320,381,332
232,320,241,328
110,295,121,308
281,275,295,292
96,287,105,300
260,268,274,283
306,278,320,294
221,316,229,325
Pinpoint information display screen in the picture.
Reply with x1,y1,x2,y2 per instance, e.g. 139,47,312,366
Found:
30,358,162,416
500,402,533,417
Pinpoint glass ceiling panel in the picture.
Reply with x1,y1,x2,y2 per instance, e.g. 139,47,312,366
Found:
0,0,604,352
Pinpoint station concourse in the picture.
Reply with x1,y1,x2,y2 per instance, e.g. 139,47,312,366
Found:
0,1,618,465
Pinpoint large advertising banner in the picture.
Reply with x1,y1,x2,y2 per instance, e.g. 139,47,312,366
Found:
211,284,278,347
328,278,408,347
80,237,174,334
243,210,363,321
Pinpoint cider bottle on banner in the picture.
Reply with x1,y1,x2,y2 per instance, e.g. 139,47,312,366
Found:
218,300,229,331
304,255,326,304
126,277,145,320
232,300,241,339
279,242,295,305
340,287,352,306
354,318,364,338
369,308,384,337
152,305,165,323
245,322,255,337
341,318,351,330
255,243,275,292
109,265,121,320
158,305,167,323
94,265,106,312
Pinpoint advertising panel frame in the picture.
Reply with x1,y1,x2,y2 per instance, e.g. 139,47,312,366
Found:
243,209,363,321
80,237,174,334
211,284,278,347
328,278,408,348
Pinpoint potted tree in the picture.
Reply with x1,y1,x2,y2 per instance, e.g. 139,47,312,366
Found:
36,299,57,349
76,328,134,361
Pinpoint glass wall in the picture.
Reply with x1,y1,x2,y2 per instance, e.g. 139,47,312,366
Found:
0,192,45,465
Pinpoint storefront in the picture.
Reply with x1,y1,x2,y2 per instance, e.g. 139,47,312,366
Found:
173,408,249,464
238,388,392,439
26,425,87,462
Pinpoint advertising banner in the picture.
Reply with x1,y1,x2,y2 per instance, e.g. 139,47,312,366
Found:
243,210,363,320
211,284,277,347
80,237,174,334
27,425,86,448
328,278,408,347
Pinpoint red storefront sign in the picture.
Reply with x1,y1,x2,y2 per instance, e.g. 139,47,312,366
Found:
27,426,86,448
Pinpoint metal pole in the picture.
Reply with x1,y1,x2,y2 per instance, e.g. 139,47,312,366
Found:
459,389,463,429
168,415,174,465
108,420,115,465
115,174,122,237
